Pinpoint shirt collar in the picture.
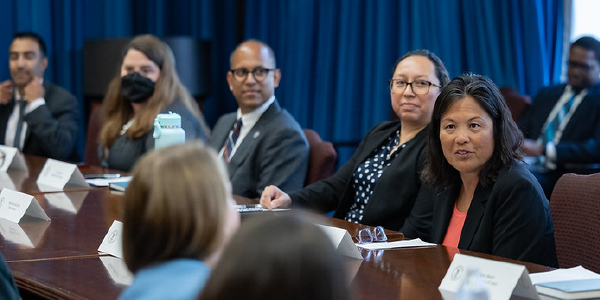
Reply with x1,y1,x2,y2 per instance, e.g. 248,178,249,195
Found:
236,95,275,127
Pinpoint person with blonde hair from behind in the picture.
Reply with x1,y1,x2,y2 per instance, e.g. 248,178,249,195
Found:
100,34,209,172
119,142,240,300
199,213,350,300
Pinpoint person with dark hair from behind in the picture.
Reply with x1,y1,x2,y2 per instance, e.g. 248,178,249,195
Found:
119,142,240,299
0,32,80,161
199,213,350,300
261,50,450,239
421,73,557,267
0,252,19,300
100,34,209,172
519,36,600,198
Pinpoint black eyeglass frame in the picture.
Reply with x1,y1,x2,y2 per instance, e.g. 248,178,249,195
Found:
388,79,441,95
230,67,275,82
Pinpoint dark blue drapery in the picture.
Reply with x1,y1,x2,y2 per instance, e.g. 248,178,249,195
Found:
0,0,565,164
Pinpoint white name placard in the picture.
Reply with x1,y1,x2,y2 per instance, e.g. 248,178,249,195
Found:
317,224,363,260
439,254,539,300
0,145,28,172
98,220,124,259
36,158,89,190
0,188,50,223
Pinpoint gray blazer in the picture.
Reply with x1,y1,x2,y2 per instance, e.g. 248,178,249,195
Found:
0,80,80,161
209,100,308,199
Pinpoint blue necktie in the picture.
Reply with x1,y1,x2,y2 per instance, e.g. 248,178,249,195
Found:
223,118,242,163
13,99,27,149
543,94,576,145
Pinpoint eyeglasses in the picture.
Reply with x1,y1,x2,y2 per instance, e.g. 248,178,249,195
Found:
389,79,441,95
355,226,388,244
568,60,595,72
230,67,274,82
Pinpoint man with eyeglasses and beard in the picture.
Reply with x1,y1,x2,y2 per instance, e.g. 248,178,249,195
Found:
520,36,600,198
209,40,308,199
0,32,79,161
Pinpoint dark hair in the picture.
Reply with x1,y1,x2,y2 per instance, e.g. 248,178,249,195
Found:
13,32,46,57
199,213,350,300
393,49,451,87
421,73,523,188
571,36,600,64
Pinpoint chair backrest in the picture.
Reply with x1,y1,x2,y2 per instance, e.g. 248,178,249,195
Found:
302,129,337,186
550,172,600,272
499,86,531,122
84,105,103,166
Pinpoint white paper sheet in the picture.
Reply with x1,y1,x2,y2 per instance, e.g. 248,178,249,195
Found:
356,238,436,250
529,265,600,285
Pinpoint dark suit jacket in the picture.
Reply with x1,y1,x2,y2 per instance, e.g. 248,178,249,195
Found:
290,121,433,238
519,83,600,165
209,100,308,199
0,80,80,161
430,162,558,267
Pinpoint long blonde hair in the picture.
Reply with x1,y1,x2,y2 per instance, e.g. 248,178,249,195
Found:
100,34,205,148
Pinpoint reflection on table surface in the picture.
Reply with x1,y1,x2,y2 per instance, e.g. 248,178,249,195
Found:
2,188,553,300
2,189,121,262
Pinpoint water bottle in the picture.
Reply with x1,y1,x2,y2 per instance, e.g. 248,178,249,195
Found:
455,268,489,300
153,112,185,149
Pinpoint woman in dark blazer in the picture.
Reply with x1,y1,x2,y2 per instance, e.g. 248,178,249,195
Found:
260,50,450,239
421,73,558,267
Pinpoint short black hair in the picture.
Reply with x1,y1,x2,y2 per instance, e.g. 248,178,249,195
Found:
13,32,46,57
571,36,600,65
421,73,524,188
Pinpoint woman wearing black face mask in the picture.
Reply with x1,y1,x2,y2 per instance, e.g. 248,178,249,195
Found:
99,34,209,172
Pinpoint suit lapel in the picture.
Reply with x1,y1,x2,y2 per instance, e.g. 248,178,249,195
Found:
562,83,600,138
228,101,281,168
354,122,402,166
458,183,491,249
431,186,458,244
213,114,237,150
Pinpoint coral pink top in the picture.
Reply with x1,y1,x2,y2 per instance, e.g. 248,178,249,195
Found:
442,203,467,248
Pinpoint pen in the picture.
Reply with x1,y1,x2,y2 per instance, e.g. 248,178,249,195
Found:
84,174,122,179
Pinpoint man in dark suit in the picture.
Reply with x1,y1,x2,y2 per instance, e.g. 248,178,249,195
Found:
0,32,80,161
209,40,308,199
519,36,600,197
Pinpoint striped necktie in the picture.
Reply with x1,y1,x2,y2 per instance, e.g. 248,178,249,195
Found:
543,94,576,145
223,118,243,163
13,99,27,149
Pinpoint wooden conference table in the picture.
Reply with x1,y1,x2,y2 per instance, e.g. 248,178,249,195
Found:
0,155,553,299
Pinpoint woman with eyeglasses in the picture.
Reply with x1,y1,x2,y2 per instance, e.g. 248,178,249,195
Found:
99,34,209,172
261,50,450,239
421,73,557,266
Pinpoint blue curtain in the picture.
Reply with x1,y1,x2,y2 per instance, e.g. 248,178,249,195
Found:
0,0,564,165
